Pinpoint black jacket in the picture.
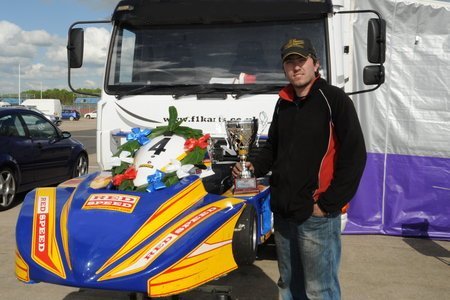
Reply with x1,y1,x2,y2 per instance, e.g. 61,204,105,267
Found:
251,78,366,223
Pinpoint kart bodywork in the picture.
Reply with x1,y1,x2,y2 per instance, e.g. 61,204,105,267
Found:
15,172,272,297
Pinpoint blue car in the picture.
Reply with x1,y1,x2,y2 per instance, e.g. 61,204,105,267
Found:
0,107,89,210
62,109,81,121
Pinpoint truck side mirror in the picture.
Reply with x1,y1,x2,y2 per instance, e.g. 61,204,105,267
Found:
67,28,84,68
367,18,386,64
364,65,385,85
338,10,387,95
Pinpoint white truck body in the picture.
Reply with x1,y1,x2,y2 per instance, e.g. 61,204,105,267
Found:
21,98,62,119
68,0,384,171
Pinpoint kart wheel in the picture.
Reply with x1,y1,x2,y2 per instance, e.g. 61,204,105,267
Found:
72,153,89,178
0,167,17,211
232,204,257,265
132,293,181,300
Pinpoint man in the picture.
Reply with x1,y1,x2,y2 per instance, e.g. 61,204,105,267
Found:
232,38,367,299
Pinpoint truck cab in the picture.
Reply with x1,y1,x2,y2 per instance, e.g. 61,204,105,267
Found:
68,0,385,175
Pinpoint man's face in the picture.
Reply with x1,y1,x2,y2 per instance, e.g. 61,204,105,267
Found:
283,54,319,91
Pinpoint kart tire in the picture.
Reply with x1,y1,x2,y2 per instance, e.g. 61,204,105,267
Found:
232,204,257,266
0,167,17,211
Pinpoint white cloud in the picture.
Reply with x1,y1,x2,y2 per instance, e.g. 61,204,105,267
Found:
23,30,56,46
0,20,110,94
0,21,64,93
46,26,110,65
83,27,111,65
84,79,99,88
77,0,121,11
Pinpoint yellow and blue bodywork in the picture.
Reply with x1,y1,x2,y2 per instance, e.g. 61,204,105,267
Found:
15,172,272,297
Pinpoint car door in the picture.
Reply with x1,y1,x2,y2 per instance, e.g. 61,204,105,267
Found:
0,113,35,189
20,113,73,184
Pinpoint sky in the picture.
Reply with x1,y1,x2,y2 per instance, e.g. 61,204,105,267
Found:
2,0,450,96
0,0,120,95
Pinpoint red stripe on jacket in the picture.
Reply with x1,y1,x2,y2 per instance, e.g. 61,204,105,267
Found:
313,121,338,201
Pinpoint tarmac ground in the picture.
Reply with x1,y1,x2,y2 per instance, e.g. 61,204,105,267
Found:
1,119,449,300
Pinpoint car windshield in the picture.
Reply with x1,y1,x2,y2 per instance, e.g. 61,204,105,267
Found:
105,20,327,96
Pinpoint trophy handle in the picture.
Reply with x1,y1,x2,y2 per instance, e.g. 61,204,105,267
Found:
223,118,232,151
256,111,268,147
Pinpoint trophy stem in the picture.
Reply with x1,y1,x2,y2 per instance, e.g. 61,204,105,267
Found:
239,151,252,179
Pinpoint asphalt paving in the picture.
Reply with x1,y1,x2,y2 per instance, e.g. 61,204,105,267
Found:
1,119,448,300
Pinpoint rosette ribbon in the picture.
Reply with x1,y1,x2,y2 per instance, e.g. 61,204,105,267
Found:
146,170,166,192
112,166,137,186
184,133,211,151
127,127,152,145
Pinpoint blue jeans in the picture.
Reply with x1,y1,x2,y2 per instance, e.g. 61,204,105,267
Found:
274,213,342,300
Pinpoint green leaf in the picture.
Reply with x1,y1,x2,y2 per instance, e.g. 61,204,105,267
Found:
174,126,203,139
181,147,207,165
135,184,149,192
149,126,168,138
163,172,179,187
116,140,141,156
118,179,135,191
168,106,179,131
111,162,131,176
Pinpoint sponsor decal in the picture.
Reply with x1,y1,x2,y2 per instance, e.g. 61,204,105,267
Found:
82,193,140,213
31,188,66,279
142,206,219,262
96,179,206,275
34,196,50,257
101,206,220,279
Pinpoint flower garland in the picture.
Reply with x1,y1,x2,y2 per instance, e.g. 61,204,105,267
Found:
110,106,211,192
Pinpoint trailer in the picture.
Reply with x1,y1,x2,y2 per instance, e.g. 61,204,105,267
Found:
15,0,385,298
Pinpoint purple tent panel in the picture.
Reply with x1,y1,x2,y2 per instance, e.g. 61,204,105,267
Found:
344,153,450,240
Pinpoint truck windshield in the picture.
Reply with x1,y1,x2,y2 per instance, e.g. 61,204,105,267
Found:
106,20,327,95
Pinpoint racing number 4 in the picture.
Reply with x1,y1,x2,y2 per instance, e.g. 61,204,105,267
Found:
148,137,171,155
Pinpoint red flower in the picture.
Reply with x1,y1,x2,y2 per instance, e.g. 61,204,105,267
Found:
112,166,137,186
184,134,210,151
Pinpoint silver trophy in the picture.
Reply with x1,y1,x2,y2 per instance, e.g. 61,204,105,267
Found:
225,118,259,194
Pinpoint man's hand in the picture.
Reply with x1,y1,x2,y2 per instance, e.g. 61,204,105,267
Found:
312,203,327,217
232,162,255,178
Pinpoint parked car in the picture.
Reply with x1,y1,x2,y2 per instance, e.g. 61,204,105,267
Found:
62,109,81,121
26,106,62,126
84,110,97,119
0,107,88,210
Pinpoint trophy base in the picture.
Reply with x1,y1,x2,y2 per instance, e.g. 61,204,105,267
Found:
233,177,259,195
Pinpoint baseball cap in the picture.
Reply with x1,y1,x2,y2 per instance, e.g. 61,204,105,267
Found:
281,38,317,61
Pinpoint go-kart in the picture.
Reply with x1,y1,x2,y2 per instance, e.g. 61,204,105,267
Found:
15,108,272,298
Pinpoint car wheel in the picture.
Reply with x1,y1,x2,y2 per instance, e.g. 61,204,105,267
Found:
72,153,89,178
69,116,74,121
0,168,17,211
232,204,258,266
86,115,91,119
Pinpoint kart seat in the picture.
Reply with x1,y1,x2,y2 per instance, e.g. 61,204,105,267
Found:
202,163,234,195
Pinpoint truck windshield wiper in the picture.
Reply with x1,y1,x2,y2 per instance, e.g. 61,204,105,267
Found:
116,84,280,100
172,85,232,99
232,85,281,99
115,85,162,100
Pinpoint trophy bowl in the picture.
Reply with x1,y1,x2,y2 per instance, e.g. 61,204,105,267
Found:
225,118,259,194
